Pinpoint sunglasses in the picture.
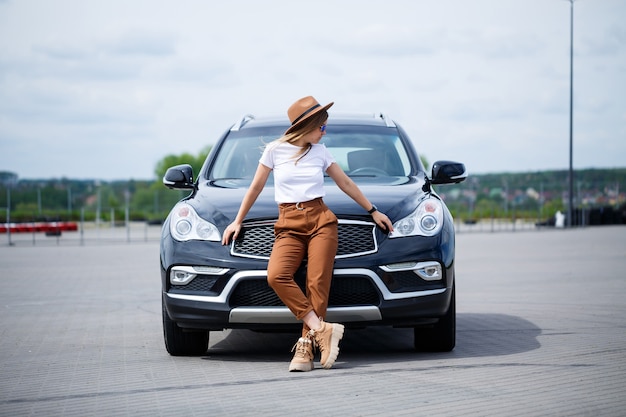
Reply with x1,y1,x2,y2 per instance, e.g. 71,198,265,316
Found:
320,125,327,132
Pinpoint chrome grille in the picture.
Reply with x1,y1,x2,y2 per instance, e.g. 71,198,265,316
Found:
231,219,377,259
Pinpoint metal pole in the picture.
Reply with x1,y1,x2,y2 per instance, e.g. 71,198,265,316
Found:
125,190,130,243
67,187,72,216
567,0,575,227
6,187,12,246
96,185,101,228
80,207,85,246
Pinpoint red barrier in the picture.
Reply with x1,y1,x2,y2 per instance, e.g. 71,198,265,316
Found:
0,222,79,234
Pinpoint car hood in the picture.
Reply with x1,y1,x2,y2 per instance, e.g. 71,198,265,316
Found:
188,175,430,226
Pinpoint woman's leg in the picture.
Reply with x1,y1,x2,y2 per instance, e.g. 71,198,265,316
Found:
300,220,338,336
267,231,313,320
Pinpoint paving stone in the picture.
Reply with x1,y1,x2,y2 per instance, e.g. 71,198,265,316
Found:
0,226,625,416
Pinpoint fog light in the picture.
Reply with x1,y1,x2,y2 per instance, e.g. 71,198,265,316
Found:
169,265,230,286
170,270,196,285
414,263,442,281
380,261,442,281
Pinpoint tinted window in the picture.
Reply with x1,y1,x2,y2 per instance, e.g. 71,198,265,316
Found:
209,124,412,180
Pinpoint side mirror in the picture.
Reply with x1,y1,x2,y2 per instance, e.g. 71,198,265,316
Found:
163,164,195,190
430,160,467,185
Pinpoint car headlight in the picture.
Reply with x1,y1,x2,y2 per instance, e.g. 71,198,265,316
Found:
169,202,221,242
389,198,444,238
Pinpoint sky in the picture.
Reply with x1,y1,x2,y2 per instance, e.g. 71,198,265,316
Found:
0,0,624,181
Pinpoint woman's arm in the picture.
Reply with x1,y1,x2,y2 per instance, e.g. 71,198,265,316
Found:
221,163,272,245
326,163,394,232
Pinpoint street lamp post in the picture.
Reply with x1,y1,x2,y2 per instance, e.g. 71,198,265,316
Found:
567,0,575,227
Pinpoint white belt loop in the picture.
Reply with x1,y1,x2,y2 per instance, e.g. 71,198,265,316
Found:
295,202,304,210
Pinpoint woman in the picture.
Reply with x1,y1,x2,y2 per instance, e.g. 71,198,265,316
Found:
222,96,394,371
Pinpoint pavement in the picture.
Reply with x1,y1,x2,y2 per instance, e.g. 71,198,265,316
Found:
0,226,625,416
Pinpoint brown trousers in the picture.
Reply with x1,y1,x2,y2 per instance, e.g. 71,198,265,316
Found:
267,198,338,336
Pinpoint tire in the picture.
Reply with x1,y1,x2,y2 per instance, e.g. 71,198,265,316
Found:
162,297,209,356
414,284,456,352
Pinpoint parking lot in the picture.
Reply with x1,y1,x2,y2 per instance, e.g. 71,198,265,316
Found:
1,226,625,416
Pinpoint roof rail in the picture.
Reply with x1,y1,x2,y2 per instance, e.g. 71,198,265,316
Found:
231,114,255,131
378,113,395,127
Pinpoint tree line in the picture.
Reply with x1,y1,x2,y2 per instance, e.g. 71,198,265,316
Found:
1,148,625,225
0,147,211,223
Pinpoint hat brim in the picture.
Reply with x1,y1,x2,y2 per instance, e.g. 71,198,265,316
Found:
285,102,334,135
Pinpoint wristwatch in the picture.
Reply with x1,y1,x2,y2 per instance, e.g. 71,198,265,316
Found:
368,205,378,214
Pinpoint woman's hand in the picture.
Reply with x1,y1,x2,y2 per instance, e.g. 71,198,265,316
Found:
372,211,394,233
222,222,242,245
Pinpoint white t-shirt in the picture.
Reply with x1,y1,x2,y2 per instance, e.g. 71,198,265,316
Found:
259,141,335,204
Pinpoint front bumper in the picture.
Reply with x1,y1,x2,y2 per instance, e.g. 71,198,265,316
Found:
162,263,454,331
161,216,456,331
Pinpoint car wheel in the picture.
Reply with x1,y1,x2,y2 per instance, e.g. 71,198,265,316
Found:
413,283,456,352
162,296,209,356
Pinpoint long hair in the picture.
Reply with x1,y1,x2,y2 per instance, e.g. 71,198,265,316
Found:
278,110,328,163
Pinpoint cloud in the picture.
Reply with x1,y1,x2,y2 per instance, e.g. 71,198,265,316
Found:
330,24,441,58
0,0,625,180
102,31,178,57
31,44,90,60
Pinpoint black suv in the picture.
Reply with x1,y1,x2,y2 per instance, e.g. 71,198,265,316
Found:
160,113,466,355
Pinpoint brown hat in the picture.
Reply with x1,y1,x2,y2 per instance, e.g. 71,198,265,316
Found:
285,96,334,134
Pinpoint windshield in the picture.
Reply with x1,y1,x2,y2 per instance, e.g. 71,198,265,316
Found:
209,125,413,181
